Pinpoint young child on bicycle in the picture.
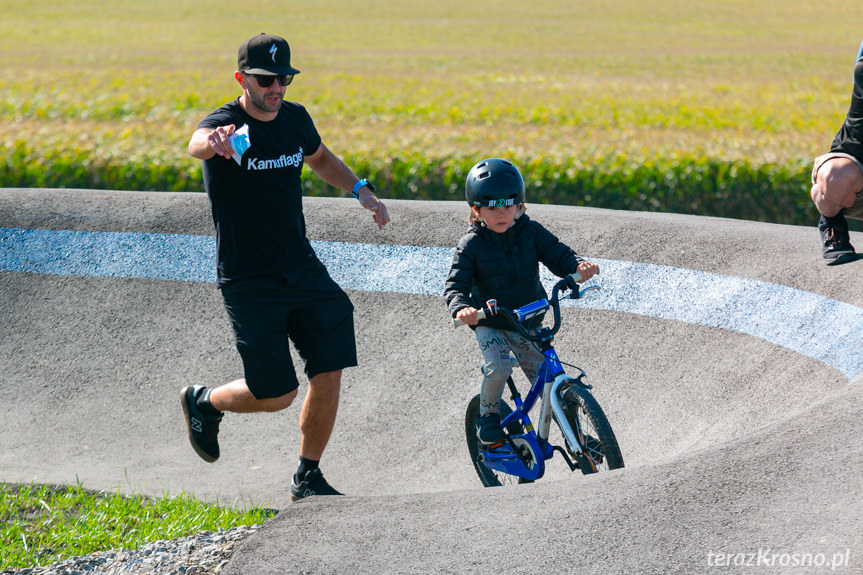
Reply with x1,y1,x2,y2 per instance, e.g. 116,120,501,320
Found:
443,158,599,446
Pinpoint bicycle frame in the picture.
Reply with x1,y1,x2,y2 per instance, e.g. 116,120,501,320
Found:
483,336,585,479
473,277,599,480
501,347,586,454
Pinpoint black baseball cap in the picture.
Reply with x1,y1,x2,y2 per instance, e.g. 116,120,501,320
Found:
238,33,301,76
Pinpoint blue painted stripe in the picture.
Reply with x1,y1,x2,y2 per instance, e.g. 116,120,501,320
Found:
2,227,861,381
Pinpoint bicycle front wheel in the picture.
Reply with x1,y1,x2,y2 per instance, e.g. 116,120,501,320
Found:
464,394,530,487
561,385,625,474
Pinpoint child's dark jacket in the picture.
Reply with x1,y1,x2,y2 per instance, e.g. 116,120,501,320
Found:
443,214,584,331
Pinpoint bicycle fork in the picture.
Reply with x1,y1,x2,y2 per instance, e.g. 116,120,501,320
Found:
549,374,582,455
535,347,585,457
538,347,593,469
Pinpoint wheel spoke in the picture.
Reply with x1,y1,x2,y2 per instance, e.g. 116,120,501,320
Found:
562,386,625,474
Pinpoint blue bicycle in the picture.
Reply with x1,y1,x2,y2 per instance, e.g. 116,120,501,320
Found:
454,274,624,486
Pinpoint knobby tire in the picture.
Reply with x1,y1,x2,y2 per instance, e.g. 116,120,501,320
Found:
562,385,625,474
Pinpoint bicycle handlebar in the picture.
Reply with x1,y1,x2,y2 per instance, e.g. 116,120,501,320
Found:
451,272,597,336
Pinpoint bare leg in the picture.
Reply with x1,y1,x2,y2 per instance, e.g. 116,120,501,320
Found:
208,378,297,413
298,370,342,461
811,157,863,217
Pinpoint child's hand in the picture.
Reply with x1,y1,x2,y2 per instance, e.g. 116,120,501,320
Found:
455,307,481,326
576,261,600,282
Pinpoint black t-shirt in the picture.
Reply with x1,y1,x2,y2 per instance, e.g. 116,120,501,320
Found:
198,99,323,286
831,59,863,161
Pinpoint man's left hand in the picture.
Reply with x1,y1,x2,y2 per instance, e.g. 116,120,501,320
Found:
358,189,390,230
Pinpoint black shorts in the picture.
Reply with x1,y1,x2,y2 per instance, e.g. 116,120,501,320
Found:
220,255,357,399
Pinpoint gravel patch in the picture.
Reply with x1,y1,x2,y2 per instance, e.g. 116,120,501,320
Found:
1,526,259,575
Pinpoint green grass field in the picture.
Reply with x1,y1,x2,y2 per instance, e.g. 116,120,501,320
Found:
0,1,860,207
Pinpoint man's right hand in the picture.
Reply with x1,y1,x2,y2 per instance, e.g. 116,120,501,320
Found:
189,125,236,160
206,125,237,159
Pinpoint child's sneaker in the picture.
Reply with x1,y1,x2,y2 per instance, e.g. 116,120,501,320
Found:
476,413,507,446
180,385,223,462
290,468,344,501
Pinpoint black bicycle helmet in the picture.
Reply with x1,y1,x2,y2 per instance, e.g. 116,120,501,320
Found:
465,158,525,207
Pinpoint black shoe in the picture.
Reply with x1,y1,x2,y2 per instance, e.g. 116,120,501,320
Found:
181,385,222,462
476,413,507,446
290,468,344,501
819,214,856,265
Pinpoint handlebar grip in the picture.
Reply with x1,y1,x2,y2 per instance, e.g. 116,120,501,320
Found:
452,308,486,328
568,271,583,283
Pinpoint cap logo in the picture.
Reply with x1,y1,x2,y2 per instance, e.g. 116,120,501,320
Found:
269,43,278,63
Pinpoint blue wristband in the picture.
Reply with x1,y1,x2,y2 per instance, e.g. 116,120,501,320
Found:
352,178,373,199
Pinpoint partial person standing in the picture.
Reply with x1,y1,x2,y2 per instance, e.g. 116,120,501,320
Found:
810,40,863,265
182,33,389,501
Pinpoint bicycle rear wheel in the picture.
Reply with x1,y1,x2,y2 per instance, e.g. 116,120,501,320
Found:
464,394,531,487
561,385,625,474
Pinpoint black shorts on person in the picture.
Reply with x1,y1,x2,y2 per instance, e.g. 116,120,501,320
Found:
220,253,357,399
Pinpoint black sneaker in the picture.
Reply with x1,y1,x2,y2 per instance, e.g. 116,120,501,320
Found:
290,468,344,501
476,413,507,446
819,214,856,265
180,385,222,462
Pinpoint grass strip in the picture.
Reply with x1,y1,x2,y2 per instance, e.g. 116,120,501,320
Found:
0,480,270,571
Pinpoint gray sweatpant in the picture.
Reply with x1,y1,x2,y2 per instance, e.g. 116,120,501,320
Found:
475,326,545,416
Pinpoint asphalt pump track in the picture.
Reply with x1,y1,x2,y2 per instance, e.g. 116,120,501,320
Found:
1,188,861,573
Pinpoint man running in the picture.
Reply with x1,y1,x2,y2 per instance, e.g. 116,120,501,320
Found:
182,33,389,500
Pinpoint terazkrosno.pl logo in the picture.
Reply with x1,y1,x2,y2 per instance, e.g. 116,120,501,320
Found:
707,548,852,570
